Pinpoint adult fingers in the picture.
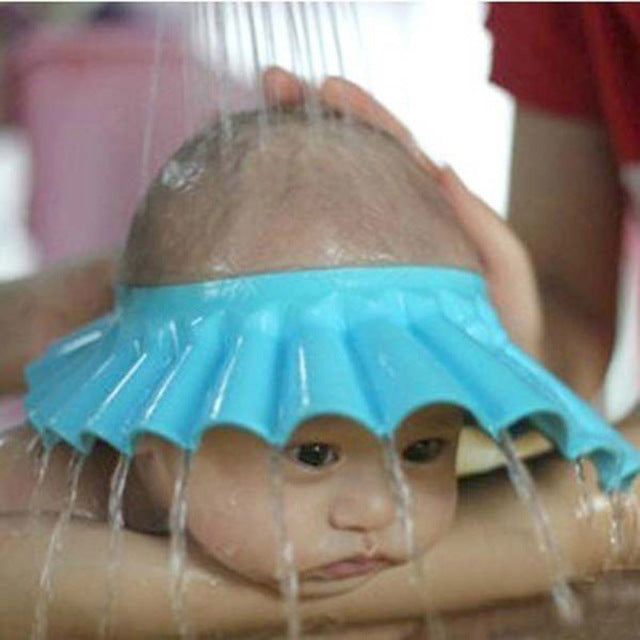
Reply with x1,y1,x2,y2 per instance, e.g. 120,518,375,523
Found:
263,69,441,180
438,166,544,357
262,66,307,107
320,76,440,177
320,77,413,139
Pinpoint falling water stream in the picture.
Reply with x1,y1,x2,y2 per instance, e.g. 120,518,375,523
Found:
573,457,594,523
212,4,232,139
31,451,86,640
169,449,193,640
97,454,132,640
27,441,53,527
245,4,268,136
624,492,640,565
498,431,583,625
607,492,625,567
605,490,639,569
383,438,447,640
269,451,301,640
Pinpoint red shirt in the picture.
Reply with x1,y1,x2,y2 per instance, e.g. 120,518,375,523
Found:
487,3,640,167
487,3,640,399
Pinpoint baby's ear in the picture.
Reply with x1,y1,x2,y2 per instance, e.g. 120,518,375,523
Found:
438,167,544,360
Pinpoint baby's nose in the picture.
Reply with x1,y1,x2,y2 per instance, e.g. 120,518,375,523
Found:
329,464,396,532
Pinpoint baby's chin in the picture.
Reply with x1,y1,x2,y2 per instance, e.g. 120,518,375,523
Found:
296,565,400,598
207,548,404,599
265,560,407,599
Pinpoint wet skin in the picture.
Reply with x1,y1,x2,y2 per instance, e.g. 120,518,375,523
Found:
136,405,462,597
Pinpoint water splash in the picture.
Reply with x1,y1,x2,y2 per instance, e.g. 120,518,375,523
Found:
31,451,86,640
169,448,193,640
269,451,301,640
607,491,624,567
97,454,132,639
160,137,209,193
27,441,52,525
605,490,639,569
382,438,447,640
626,489,640,565
498,431,582,625
573,458,594,523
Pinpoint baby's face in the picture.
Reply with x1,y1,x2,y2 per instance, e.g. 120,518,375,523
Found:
142,405,462,597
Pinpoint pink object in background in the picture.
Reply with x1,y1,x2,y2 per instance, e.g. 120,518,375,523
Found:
0,395,24,434
0,22,253,429
5,24,251,265
0,396,26,438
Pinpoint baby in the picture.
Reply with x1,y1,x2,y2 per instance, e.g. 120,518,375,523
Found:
0,106,477,636
0,105,632,638
122,107,476,598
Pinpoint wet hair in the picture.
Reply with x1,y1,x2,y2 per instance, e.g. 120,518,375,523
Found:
121,108,480,285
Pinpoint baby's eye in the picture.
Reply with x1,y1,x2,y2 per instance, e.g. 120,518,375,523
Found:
402,438,446,464
286,443,340,468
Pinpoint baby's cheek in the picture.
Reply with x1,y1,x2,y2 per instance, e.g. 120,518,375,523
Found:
412,476,458,553
187,486,281,584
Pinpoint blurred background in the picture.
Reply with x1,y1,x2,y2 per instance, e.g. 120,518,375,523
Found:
0,2,512,277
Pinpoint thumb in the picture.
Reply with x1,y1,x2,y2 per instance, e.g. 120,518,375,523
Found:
438,166,543,358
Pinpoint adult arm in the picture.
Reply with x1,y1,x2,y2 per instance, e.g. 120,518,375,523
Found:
1,431,625,638
0,252,117,394
507,104,624,400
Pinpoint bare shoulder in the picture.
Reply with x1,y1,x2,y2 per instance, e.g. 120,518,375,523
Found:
0,424,117,520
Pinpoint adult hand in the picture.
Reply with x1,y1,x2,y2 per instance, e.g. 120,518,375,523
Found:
262,68,543,358
437,166,543,359
0,252,117,394
262,67,439,177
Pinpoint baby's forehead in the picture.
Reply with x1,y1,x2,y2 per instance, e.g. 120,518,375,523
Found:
200,406,464,446
121,112,479,285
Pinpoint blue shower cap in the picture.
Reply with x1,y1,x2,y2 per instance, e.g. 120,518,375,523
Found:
25,266,640,492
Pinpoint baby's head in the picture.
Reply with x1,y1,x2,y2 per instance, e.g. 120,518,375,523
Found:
143,408,462,597
126,109,479,596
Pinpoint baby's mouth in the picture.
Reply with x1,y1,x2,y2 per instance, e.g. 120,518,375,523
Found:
304,555,394,581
